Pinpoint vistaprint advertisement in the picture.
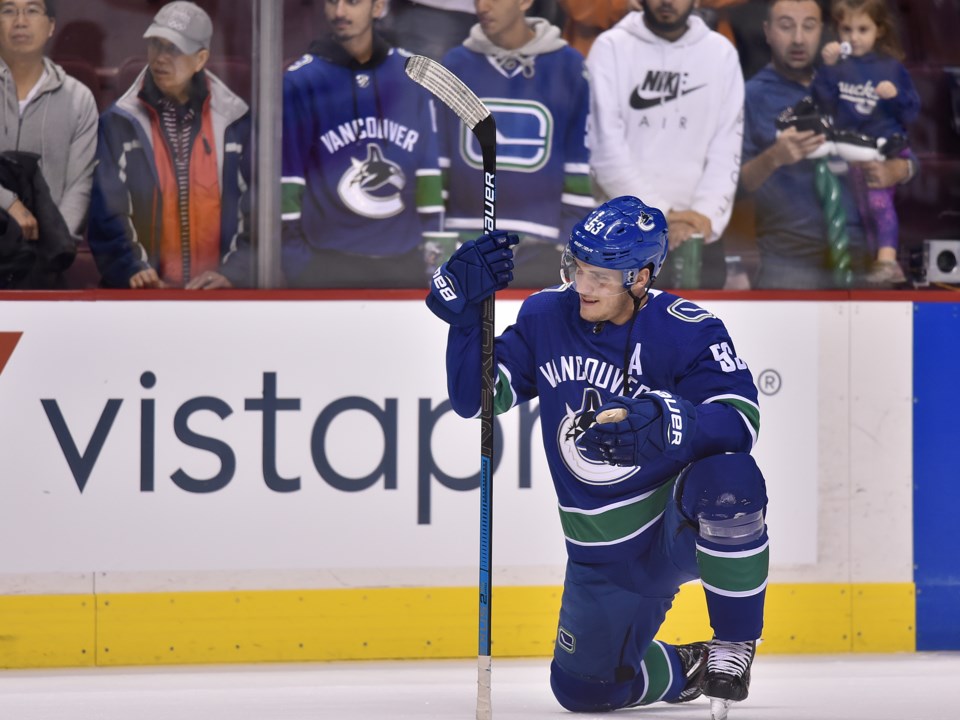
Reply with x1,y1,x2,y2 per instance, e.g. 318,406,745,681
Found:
0,300,911,590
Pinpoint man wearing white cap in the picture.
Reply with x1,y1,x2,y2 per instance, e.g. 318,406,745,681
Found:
89,1,252,289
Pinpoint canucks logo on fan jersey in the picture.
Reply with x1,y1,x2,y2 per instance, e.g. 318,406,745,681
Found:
557,388,641,486
460,98,554,173
337,143,406,219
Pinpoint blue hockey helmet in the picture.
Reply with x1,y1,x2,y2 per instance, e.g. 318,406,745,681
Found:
563,196,669,290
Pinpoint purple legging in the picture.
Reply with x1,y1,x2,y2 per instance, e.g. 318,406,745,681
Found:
848,158,903,253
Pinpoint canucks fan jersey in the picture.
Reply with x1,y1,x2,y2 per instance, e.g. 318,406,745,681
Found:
281,39,443,262
439,41,593,242
446,287,760,562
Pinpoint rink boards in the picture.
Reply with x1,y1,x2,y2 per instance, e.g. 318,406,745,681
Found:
0,293,953,667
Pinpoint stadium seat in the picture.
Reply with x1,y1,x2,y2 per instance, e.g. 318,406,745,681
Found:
206,57,252,104
907,65,960,159
894,0,960,65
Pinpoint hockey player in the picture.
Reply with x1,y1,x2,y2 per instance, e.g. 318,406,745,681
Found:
280,0,444,288
438,0,593,288
427,196,767,719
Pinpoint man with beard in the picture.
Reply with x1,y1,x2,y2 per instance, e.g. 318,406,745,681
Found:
740,0,915,289
280,0,443,288
586,0,744,289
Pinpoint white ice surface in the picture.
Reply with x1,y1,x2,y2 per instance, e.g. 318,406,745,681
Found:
0,654,956,720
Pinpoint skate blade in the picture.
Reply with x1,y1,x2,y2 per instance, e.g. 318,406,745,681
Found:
710,697,733,720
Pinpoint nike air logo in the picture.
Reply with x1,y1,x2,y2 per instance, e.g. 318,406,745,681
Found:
629,83,706,110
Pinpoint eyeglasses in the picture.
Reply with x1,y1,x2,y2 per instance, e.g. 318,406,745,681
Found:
0,4,48,20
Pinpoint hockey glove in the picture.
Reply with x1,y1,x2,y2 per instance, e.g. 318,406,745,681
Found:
426,230,519,326
576,391,698,467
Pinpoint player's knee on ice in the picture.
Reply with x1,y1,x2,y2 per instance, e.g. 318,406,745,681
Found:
549,659,634,713
678,453,767,545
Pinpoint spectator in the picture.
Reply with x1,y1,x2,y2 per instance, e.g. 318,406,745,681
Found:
811,0,919,285
0,0,97,286
379,0,476,61
281,0,443,288
557,0,629,56
739,0,915,289
89,1,252,290
586,0,744,289
439,0,593,288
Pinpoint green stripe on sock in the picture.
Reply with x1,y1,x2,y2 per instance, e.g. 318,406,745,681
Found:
637,641,671,705
697,545,769,594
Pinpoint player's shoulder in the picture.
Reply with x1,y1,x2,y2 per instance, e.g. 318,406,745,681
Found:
518,283,575,317
646,290,725,331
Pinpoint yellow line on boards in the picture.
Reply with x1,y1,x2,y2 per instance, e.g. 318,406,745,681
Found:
0,583,914,669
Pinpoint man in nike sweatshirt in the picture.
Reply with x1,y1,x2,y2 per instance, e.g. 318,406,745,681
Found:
586,0,744,289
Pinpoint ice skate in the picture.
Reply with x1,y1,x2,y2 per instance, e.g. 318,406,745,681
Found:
832,129,885,163
775,96,835,158
702,639,756,720
666,641,709,704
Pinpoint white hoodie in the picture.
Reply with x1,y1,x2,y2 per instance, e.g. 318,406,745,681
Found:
586,12,744,242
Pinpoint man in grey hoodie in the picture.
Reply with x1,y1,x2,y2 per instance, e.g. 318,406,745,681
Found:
0,0,97,242
439,0,593,288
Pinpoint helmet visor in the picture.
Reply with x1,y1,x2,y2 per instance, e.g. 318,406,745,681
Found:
561,250,633,297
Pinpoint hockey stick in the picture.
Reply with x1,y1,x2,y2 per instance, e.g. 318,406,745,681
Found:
404,55,497,720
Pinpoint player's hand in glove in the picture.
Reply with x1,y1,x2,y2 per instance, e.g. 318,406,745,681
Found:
426,229,519,326
576,391,697,467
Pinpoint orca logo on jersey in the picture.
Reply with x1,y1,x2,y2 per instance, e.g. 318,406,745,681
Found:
337,143,406,219
557,388,642,485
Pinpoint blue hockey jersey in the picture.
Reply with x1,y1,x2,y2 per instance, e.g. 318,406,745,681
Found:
439,20,593,243
811,52,919,139
281,37,443,274
446,286,761,562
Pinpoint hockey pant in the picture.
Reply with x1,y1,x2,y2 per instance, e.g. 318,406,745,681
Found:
550,452,769,713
